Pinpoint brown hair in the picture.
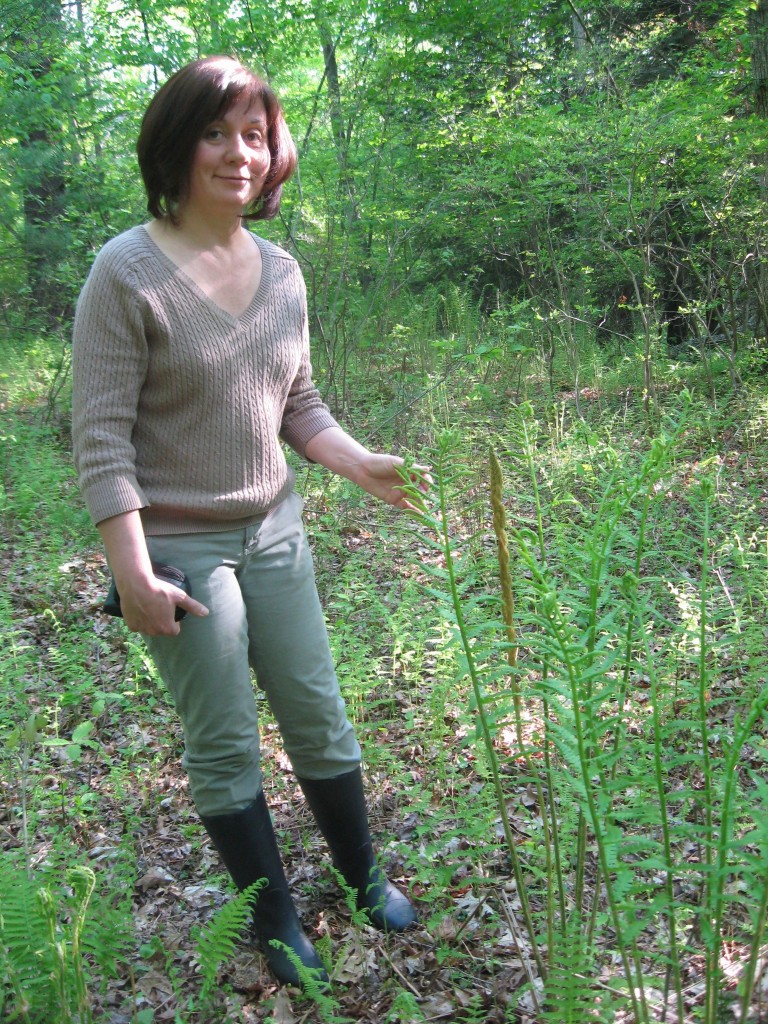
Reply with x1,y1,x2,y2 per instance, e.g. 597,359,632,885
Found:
136,56,297,222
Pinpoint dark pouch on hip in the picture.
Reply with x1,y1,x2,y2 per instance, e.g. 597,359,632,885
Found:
103,561,192,621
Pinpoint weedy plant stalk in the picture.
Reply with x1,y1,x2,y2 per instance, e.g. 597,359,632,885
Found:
398,439,546,981
737,792,768,1024
697,478,717,1017
641,623,686,1021
489,445,561,966
515,413,569,949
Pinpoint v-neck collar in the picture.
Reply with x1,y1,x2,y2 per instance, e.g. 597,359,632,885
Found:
138,225,272,328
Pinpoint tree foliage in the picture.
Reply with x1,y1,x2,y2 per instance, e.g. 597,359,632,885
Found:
0,0,764,369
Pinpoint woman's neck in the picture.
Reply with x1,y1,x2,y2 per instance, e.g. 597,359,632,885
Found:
155,205,249,254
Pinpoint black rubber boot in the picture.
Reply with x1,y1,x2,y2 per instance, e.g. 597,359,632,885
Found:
200,792,329,987
297,768,417,932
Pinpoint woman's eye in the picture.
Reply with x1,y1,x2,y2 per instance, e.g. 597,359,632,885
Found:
246,130,265,145
205,128,223,140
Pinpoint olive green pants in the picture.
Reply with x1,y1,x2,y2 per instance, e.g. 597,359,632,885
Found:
143,492,361,816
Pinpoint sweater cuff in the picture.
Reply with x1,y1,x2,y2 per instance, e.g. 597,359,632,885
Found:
83,475,149,526
282,408,340,461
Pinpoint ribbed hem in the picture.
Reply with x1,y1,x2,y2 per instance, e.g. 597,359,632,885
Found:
139,475,295,536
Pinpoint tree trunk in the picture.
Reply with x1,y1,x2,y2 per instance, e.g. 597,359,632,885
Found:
750,0,768,120
572,13,587,51
11,0,71,323
312,7,351,192
750,0,768,337
310,4,374,290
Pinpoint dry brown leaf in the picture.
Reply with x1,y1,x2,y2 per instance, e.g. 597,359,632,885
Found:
270,988,297,1023
419,994,455,1018
137,866,175,891
333,945,378,983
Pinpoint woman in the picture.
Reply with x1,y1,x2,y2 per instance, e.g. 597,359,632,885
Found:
72,56,424,988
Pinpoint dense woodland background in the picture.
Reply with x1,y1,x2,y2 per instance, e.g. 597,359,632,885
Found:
3,2,768,1023
3,0,767,378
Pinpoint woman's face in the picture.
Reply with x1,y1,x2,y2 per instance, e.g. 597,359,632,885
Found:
185,94,271,215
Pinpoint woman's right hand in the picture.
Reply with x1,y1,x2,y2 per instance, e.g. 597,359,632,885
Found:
117,575,209,635
97,510,209,635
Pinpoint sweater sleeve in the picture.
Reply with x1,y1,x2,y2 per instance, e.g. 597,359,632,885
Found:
71,242,151,525
278,274,339,458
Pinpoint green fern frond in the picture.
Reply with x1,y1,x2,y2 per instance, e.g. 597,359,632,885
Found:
0,853,128,1023
195,879,263,998
0,854,61,1013
272,940,341,1010
542,915,597,1023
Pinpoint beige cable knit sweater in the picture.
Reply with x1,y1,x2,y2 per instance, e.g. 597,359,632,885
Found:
72,226,338,535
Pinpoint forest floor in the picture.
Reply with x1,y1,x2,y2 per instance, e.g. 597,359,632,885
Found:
6,524,532,1024
2,407,532,1023
4,355,768,1023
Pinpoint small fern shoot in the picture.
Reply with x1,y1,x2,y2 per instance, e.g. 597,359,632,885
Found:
195,879,263,1000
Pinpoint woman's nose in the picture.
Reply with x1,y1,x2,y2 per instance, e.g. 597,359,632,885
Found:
226,135,248,161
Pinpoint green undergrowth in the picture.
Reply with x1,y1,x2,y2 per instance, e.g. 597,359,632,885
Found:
2,332,768,1021
384,392,768,1023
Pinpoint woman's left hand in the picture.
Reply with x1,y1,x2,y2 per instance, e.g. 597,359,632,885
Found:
356,452,431,512
304,427,431,512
